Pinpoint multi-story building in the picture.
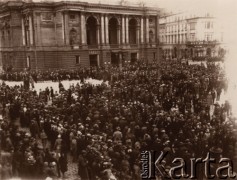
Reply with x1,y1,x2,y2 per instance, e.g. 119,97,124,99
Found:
0,0,160,70
159,12,225,60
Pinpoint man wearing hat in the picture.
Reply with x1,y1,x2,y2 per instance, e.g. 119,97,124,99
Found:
78,150,89,180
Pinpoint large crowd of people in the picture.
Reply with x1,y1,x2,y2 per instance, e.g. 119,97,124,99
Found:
0,59,235,180
0,68,106,82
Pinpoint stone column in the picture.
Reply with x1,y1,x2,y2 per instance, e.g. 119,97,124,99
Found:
117,25,121,44
105,14,109,44
21,17,26,45
136,26,139,44
29,15,34,45
81,13,86,45
125,16,129,44
156,15,159,44
35,12,42,47
64,12,69,45
62,12,65,44
97,25,100,45
145,16,149,44
100,14,105,44
122,16,125,44
140,17,144,44
97,54,100,67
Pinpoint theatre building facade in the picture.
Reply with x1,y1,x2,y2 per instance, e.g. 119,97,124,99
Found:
0,1,160,70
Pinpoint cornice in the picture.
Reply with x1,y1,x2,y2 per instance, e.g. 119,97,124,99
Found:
0,1,159,16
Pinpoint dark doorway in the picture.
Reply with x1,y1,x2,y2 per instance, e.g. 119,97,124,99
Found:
131,53,137,64
174,47,177,58
109,17,118,44
190,48,193,58
111,53,119,66
185,49,188,58
87,16,97,45
89,55,98,67
129,18,137,44
206,48,211,57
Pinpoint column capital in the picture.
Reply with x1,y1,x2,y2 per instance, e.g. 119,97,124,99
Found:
80,12,86,16
105,14,109,44
62,10,70,15
122,14,129,18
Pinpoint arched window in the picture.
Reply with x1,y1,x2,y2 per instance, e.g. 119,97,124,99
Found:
129,18,137,44
86,16,97,45
109,17,118,44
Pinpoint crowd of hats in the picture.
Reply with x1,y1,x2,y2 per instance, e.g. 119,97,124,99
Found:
0,67,107,82
0,60,236,180
192,56,224,62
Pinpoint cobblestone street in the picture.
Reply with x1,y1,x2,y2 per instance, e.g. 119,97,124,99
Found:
16,120,81,180
58,158,79,180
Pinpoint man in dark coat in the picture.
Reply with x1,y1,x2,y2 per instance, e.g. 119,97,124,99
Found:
58,153,68,178
78,150,89,180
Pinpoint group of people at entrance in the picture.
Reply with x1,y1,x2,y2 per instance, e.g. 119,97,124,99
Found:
0,59,235,180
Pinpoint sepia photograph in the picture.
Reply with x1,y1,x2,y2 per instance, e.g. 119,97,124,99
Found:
0,0,236,179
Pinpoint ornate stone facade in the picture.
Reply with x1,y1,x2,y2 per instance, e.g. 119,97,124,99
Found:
0,1,160,70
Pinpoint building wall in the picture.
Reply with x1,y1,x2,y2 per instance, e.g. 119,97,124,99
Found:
159,12,224,59
0,1,161,70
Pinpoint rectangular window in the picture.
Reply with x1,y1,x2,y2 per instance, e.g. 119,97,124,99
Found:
190,33,195,41
206,22,210,29
75,55,80,65
8,30,10,41
190,23,196,30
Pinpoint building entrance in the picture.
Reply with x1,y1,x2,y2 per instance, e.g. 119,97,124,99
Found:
111,52,120,66
89,55,98,67
131,53,137,64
